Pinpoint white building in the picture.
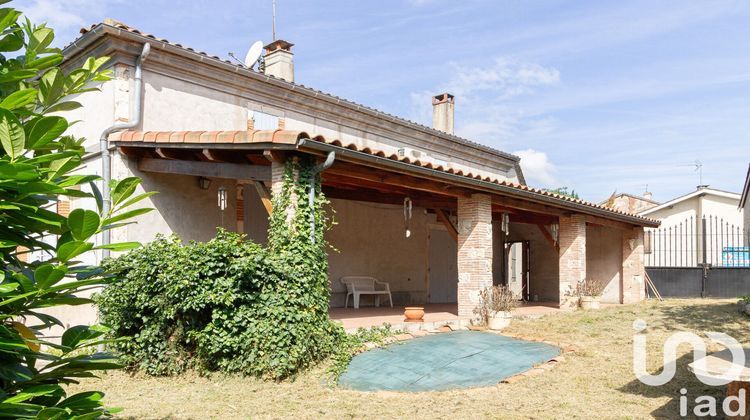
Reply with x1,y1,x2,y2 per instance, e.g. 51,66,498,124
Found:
638,186,744,267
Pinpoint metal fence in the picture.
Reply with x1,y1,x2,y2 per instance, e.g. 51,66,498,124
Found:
645,215,749,267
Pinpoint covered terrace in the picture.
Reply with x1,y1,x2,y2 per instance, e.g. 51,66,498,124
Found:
112,129,659,322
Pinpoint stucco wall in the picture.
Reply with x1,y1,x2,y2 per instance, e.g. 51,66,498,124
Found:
506,223,559,302
113,154,238,244
326,199,431,307
586,224,622,304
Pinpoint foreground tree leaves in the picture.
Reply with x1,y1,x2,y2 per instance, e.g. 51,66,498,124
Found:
1,3,155,418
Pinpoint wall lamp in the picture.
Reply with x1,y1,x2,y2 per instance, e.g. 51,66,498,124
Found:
198,177,212,190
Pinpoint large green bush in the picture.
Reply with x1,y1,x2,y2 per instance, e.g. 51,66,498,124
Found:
98,157,347,379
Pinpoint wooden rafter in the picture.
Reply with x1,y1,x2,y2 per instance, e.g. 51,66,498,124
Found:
435,209,458,242
536,224,558,250
253,181,273,215
326,162,473,198
137,158,271,181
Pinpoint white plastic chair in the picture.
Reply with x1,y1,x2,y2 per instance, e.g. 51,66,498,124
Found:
340,276,393,309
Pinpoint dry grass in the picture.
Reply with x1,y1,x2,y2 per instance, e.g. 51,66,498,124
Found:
68,299,749,419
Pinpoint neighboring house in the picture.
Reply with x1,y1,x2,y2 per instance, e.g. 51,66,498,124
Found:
638,186,743,267
602,192,659,215
741,163,750,232
51,20,658,329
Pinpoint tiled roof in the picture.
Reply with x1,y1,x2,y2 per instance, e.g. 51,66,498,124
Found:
73,19,521,164
112,129,659,226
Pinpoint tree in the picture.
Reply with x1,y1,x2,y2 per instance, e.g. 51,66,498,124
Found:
543,186,580,200
0,4,153,418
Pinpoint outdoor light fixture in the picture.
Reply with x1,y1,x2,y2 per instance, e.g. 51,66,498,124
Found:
403,197,412,238
217,186,227,228
198,177,211,190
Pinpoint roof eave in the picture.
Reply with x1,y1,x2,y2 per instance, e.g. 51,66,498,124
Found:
297,139,659,228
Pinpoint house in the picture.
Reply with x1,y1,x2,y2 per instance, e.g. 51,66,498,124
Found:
601,192,659,214
55,20,658,329
637,186,743,267
741,163,750,231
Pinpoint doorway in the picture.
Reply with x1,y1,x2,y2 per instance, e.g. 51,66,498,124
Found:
429,228,458,303
504,240,530,301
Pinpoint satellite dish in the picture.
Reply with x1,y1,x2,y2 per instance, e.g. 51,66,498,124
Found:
244,40,264,69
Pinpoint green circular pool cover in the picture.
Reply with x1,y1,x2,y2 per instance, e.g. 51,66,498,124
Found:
339,331,559,392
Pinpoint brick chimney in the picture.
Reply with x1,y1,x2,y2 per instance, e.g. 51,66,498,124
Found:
263,40,294,82
432,93,454,134
643,191,653,201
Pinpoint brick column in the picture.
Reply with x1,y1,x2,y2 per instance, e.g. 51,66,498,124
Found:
457,194,493,318
622,227,645,304
270,157,299,228
558,214,586,310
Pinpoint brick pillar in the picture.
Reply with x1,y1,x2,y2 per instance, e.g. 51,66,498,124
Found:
558,214,586,310
270,157,299,228
457,194,493,318
622,227,645,304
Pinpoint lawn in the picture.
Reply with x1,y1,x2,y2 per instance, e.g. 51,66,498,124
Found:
69,299,748,419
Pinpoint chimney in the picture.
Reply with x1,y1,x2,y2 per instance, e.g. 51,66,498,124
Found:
432,93,454,134
643,191,653,201
263,40,294,82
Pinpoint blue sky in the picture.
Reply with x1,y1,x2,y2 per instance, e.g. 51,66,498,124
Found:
19,0,750,203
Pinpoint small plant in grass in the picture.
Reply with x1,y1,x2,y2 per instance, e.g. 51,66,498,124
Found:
576,279,606,310
739,295,750,315
474,285,519,330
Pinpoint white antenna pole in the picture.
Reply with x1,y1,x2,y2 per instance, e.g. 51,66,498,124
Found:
272,0,277,41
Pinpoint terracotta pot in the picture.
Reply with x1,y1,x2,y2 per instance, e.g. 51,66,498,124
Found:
404,306,425,322
580,296,600,310
488,311,512,331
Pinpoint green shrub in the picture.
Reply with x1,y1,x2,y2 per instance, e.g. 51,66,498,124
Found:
98,157,348,380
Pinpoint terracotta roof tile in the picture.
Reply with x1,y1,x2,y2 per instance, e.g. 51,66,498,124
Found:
111,129,658,225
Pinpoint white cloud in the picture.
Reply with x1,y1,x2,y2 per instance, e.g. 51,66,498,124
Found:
22,0,88,30
408,57,562,144
513,149,557,187
446,58,560,98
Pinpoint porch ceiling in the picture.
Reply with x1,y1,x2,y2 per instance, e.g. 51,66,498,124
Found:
111,129,660,228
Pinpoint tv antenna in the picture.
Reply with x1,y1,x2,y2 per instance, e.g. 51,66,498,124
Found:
679,160,703,185
272,0,277,41
228,40,264,70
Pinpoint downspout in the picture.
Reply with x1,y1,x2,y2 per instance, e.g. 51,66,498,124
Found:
308,151,335,244
99,43,151,259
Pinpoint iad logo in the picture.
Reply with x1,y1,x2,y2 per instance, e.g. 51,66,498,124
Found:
632,319,747,417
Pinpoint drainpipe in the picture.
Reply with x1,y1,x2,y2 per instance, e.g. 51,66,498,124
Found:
309,151,335,244
98,43,151,259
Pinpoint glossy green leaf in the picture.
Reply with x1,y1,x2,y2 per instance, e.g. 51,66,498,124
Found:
67,209,100,241
34,263,66,289
2,384,62,403
0,107,25,159
61,326,105,350
0,88,36,109
27,116,67,148
0,69,37,84
56,240,93,262
92,242,140,251
110,177,141,206
102,207,152,225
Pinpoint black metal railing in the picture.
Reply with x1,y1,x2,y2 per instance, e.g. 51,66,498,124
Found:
645,215,749,267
